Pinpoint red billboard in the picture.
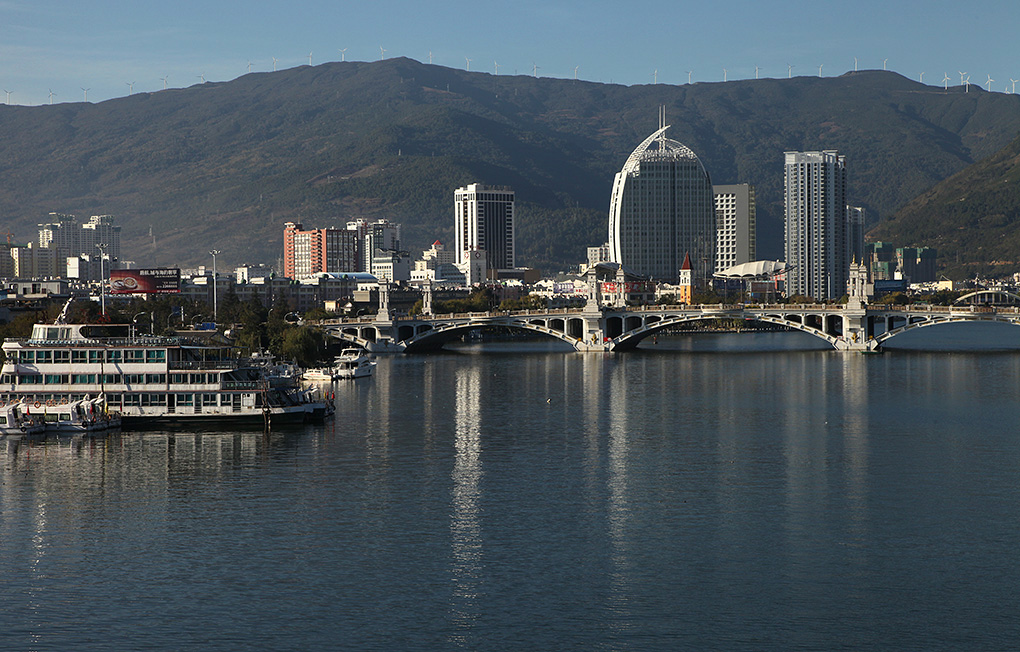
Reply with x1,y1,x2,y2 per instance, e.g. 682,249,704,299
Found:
110,268,181,294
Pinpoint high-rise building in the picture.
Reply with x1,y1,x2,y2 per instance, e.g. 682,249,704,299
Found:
362,220,402,275
283,221,359,279
846,206,865,265
38,213,121,261
608,126,716,282
454,183,515,271
784,150,849,300
714,184,756,272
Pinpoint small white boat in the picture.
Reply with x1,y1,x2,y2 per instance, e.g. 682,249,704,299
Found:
0,400,45,438
302,368,334,382
39,396,122,434
333,348,375,380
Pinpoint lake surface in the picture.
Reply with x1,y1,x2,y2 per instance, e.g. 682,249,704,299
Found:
3,325,1020,650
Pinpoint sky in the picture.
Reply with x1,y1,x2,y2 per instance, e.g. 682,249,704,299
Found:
1,0,1019,106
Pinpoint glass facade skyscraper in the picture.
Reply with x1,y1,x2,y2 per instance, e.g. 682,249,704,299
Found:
608,127,715,282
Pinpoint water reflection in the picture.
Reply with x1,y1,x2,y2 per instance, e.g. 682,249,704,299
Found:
449,365,483,642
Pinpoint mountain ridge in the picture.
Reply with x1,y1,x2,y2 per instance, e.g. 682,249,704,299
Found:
1,59,1018,272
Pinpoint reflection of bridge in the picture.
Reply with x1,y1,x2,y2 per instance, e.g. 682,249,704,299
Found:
318,299,1020,354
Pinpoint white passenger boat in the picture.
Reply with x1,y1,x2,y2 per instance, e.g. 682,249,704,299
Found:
0,399,45,438
0,322,330,428
36,396,121,434
301,368,334,382
333,348,375,380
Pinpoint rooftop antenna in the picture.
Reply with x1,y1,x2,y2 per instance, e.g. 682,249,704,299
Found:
3,89,10,105
272,56,278,71
883,58,888,71
919,72,924,84
818,64,823,77
308,51,313,66
126,81,135,94
787,63,793,78
380,46,386,60
161,75,169,90
755,65,760,79
48,89,55,104
81,87,90,102
339,48,348,62
574,65,579,80
959,70,967,85
854,56,858,72
1011,78,1017,94
465,57,471,71
494,61,499,75
533,63,539,77
943,73,950,90
722,68,727,82
986,74,994,91
686,70,693,84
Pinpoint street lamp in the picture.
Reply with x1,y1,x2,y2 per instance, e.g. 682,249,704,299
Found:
95,243,109,316
209,250,221,323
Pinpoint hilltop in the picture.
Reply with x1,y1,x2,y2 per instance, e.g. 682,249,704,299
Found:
0,58,1018,272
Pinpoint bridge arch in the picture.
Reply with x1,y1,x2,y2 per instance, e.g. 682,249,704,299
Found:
399,318,583,353
953,290,1020,306
608,313,842,351
872,313,1020,347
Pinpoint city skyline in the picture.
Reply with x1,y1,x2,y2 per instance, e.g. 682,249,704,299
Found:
2,1,1019,106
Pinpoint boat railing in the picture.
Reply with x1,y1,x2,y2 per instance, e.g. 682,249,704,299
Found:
221,381,260,390
168,360,238,370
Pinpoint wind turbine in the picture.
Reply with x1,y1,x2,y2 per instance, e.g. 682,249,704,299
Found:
247,60,252,73
380,46,386,60
787,63,793,78
964,75,971,92
919,72,924,84
654,69,658,84
161,75,169,90
48,89,55,104
986,74,994,91
197,73,206,83
755,65,760,79
308,52,313,66
943,73,950,90
339,48,347,62
722,68,727,82
959,71,967,85
81,87,90,102
428,50,432,64
574,65,579,80
3,89,10,105
854,56,858,72
272,57,278,71
126,81,135,94
1011,78,1017,94
465,57,471,71
883,58,888,71
818,64,823,77
494,61,499,75
533,63,540,77
686,70,693,84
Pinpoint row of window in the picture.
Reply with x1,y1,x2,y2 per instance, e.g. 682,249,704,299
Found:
5,373,219,386
17,349,166,364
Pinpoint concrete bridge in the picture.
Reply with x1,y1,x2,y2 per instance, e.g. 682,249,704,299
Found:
317,299,1020,354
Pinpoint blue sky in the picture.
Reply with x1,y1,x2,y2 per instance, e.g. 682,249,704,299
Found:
2,0,1019,106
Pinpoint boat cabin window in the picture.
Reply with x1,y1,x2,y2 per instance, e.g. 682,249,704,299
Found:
54,351,70,363
88,351,103,363
126,350,144,362
18,374,42,384
44,374,68,385
72,351,88,363
32,326,71,340
36,351,52,363
146,350,166,363
18,351,34,363
59,414,70,421
0,416,7,425
106,350,122,362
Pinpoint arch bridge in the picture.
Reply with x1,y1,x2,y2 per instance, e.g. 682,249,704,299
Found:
315,302,1020,354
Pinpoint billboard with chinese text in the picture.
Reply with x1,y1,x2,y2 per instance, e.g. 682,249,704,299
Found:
110,268,181,294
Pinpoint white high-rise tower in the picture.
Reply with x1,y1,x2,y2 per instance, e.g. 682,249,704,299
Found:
454,183,515,272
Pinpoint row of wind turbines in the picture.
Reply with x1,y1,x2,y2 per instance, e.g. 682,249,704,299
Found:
3,53,1019,106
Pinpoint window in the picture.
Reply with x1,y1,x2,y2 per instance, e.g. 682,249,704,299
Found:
123,374,144,385
72,350,88,363
71,374,97,384
19,374,42,385
124,394,141,407
177,394,194,406
145,374,166,384
126,350,144,362
44,374,68,385
101,374,122,384
35,351,52,363
171,373,187,384
88,350,103,363
146,350,166,363
202,394,218,406
54,351,70,363
106,350,123,363
18,351,34,364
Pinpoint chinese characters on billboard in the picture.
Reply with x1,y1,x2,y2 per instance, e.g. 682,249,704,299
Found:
110,268,181,294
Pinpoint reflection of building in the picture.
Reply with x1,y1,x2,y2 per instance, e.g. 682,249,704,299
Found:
784,150,848,300
714,184,756,272
455,184,515,272
609,126,715,282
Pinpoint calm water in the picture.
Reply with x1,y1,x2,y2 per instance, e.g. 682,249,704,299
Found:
3,324,1020,650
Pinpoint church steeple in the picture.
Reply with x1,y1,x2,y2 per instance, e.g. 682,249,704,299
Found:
678,252,693,304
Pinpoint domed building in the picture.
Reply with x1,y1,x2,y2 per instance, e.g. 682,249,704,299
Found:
608,125,716,282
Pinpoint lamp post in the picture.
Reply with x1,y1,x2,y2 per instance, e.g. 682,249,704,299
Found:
209,250,221,322
95,243,109,316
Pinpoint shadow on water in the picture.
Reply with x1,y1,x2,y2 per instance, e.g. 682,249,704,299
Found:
880,321,1020,352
